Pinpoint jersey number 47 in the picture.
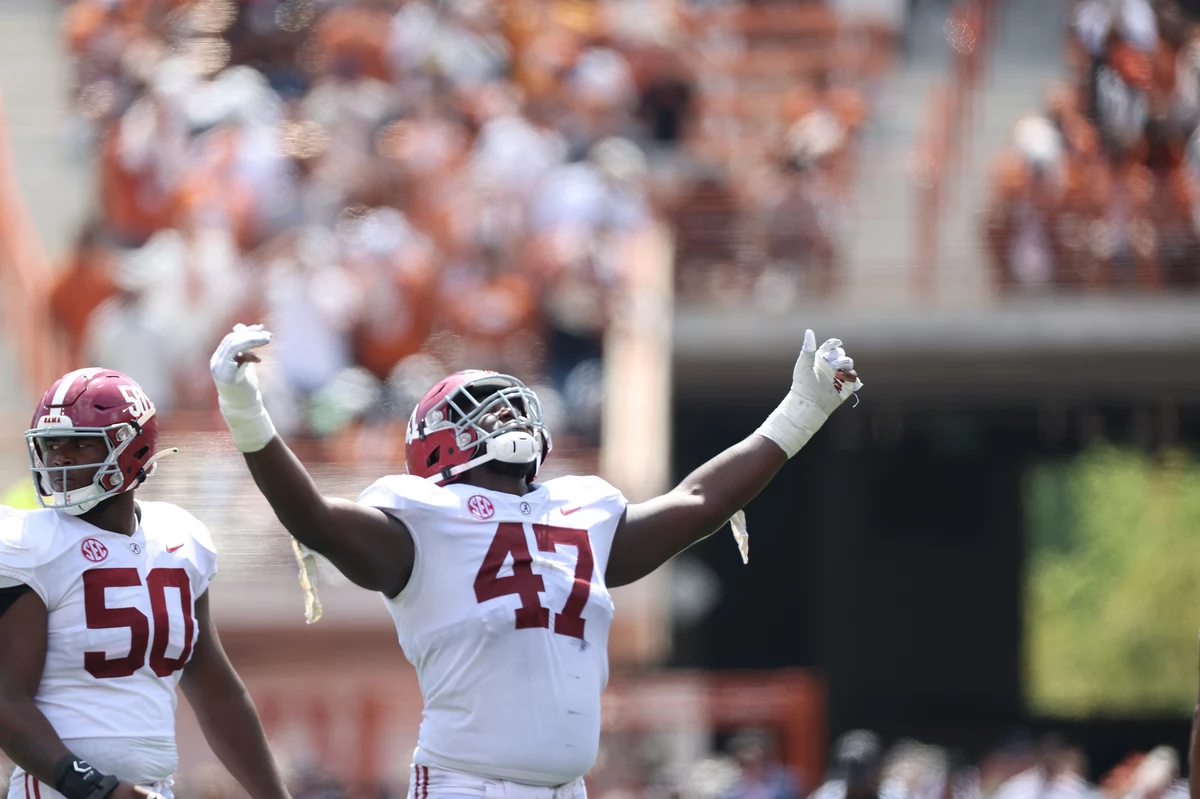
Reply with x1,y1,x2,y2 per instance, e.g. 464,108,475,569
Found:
474,523,593,640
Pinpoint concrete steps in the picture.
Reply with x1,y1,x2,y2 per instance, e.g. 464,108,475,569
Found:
839,0,1067,309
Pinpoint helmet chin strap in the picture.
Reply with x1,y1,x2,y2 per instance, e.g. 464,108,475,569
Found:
427,430,541,484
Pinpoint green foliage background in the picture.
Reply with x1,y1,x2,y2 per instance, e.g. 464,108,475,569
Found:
1025,445,1200,717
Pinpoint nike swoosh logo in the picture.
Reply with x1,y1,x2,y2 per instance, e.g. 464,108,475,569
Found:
561,506,582,515
166,544,184,553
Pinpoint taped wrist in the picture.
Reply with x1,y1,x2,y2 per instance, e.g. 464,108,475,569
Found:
755,390,829,458
53,756,119,799
217,390,276,453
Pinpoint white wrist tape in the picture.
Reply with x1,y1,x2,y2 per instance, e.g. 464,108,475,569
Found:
217,390,277,453
755,391,830,458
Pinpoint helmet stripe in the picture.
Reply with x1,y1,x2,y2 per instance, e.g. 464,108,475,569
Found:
50,367,104,407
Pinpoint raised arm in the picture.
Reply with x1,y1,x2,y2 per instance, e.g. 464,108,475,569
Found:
210,325,413,597
605,330,860,588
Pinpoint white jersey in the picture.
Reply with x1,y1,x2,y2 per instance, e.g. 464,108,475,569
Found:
358,474,627,787
0,502,217,788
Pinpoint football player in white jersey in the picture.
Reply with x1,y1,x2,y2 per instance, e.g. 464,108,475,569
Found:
0,369,291,799
209,323,860,799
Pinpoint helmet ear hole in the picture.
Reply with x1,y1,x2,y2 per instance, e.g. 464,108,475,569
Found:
425,446,440,468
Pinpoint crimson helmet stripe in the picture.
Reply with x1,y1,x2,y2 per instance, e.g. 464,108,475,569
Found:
49,367,104,407
405,370,551,483
28,368,161,514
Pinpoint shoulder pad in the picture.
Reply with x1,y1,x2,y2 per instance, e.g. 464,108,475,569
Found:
357,474,459,515
141,502,217,558
0,508,65,602
542,475,627,505
0,506,61,563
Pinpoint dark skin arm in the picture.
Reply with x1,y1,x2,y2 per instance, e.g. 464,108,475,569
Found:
605,434,788,588
0,590,153,799
179,591,290,799
228,352,413,598
0,589,69,783
605,353,858,588
242,437,414,598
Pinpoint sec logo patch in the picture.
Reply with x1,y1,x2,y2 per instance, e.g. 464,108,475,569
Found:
81,538,109,563
468,495,495,520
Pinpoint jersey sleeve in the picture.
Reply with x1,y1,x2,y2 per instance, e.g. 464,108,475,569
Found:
187,515,218,592
547,475,628,575
149,502,218,594
357,474,462,604
553,475,628,513
357,474,459,522
0,507,60,608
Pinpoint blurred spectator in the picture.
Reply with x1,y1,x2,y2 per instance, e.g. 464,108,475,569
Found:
670,170,744,300
54,0,688,453
990,735,1099,799
51,0,893,451
880,740,963,799
1100,747,1184,799
262,225,359,398
108,715,1194,799
631,44,696,148
49,219,117,365
811,731,886,799
984,116,1067,289
723,730,803,799
986,0,1200,292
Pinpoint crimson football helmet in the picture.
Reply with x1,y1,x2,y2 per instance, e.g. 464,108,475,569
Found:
406,370,552,484
26,368,166,515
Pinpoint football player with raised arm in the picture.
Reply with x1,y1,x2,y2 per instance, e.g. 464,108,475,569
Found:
210,322,860,799
0,368,291,799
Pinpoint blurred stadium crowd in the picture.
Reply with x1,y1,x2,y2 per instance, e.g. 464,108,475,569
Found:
54,0,659,451
985,0,1200,290
442,729,1186,799
4,727,1185,799
23,3,1200,798
43,0,889,452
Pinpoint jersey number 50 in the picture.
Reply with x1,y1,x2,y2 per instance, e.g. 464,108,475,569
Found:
83,568,195,679
474,523,594,639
